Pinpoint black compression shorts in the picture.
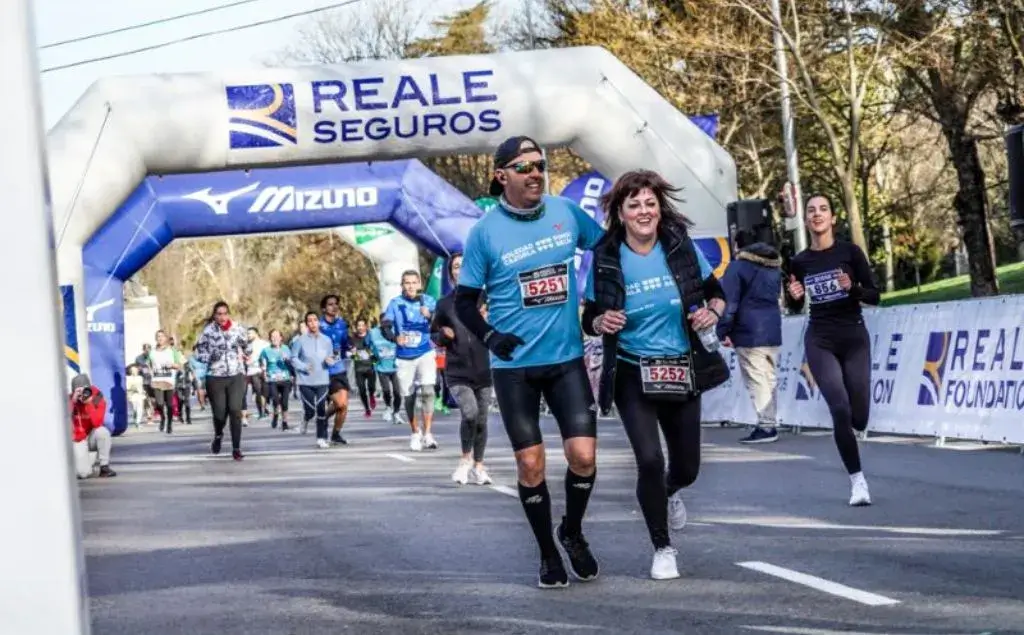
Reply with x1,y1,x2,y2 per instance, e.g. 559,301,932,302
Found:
328,373,351,396
491,357,596,452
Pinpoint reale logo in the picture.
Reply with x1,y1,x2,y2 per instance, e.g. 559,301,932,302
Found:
226,83,297,149
918,331,950,406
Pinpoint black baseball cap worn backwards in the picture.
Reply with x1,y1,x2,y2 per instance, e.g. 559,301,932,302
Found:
488,135,543,196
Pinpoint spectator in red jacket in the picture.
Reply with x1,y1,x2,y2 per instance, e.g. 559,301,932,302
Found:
70,373,117,478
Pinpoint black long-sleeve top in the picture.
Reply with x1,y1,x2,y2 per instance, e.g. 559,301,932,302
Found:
786,240,880,329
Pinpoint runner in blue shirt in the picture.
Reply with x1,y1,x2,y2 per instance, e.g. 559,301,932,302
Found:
368,314,402,425
454,136,604,589
319,294,351,445
582,170,728,581
383,271,439,450
259,329,293,431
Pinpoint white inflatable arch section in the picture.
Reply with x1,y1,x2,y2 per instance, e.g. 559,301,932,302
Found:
334,223,421,309
48,46,738,373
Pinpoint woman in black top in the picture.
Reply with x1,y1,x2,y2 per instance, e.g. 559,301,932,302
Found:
786,194,880,506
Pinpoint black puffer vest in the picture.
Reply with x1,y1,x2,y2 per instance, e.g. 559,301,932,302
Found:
583,223,730,414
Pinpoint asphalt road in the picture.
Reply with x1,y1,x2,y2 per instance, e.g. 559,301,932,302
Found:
79,405,1024,635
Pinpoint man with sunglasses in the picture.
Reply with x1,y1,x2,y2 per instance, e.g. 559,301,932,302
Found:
456,136,605,589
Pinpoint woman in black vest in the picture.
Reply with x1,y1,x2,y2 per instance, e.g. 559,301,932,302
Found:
582,170,729,581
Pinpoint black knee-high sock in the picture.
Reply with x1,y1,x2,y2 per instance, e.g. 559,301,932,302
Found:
517,481,559,559
563,468,596,537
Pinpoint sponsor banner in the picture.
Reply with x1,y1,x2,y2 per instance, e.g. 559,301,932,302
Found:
702,299,1024,444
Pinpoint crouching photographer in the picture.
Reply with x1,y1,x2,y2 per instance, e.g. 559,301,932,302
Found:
70,373,117,479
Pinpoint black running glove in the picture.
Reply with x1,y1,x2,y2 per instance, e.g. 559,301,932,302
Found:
484,331,525,361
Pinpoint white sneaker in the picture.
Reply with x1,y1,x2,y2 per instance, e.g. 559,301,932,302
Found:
316,438,330,449
410,431,423,452
668,491,687,530
849,474,872,506
451,459,472,485
650,546,680,580
423,433,439,450
382,411,393,424
472,466,493,485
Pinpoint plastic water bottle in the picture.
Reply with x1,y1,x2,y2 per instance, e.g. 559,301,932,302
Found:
689,304,721,353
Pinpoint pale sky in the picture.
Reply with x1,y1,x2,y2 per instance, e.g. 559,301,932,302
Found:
34,0,513,128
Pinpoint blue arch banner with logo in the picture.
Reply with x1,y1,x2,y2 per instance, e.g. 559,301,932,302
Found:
84,160,483,434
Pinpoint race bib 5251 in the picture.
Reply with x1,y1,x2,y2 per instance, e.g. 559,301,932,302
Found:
805,269,848,304
518,262,569,308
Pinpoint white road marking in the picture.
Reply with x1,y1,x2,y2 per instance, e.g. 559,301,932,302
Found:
385,453,416,463
737,561,900,606
489,484,519,498
741,627,983,635
702,516,1003,536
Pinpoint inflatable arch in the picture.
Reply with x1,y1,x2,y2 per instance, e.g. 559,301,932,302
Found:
85,160,481,433
49,46,739,407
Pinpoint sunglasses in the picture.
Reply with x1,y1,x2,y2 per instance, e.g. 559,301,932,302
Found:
504,160,547,174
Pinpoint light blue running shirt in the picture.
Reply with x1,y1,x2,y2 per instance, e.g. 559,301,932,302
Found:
368,326,397,374
460,195,604,369
585,241,713,362
383,294,437,360
259,345,291,382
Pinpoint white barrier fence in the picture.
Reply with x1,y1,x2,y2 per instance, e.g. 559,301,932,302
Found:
702,297,1024,445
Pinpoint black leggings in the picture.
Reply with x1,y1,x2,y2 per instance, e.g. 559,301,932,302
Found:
614,360,702,550
804,323,871,474
355,368,377,412
153,388,174,431
379,371,401,414
247,375,267,415
492,357,596,452
175,386,192,423
268,380,291,412
206,375,246,451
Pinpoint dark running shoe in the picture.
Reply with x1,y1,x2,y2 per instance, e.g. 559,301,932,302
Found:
98,465,117,478
556,520,600,582
331,431,348,445
538,555,569,589
211,435,223,455
232,449,244,461
740,426,779,444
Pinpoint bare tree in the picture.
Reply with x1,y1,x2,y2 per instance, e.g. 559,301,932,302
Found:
274,0,423,64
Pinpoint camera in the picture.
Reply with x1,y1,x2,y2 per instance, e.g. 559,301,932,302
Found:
81,387,93,400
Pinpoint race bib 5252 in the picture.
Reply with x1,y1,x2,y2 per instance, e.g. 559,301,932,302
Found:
805,269,848,304
518,262,569,308
639,355,693,396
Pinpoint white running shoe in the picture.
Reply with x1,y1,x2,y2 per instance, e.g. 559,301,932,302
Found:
316,438,330,449
472,466,493,485
668,491,687,531
452,459,472,485
382,411,393,424
849,474,872,506
650,547,680,580
423,433,439,450
410,431,423,452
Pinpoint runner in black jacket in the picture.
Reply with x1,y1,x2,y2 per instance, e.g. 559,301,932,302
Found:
431,253,494,486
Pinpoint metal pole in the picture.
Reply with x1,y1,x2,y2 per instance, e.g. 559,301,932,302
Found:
769,0,807,254
0,1,91,634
